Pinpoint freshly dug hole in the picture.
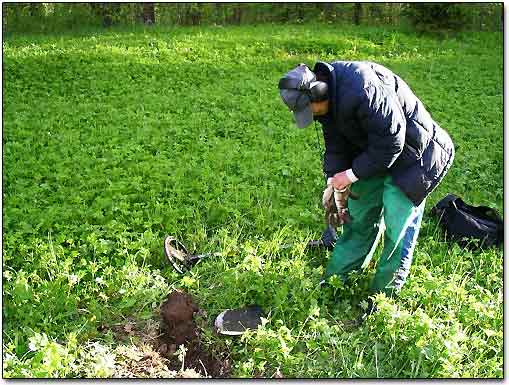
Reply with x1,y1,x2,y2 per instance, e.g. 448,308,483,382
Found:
158,290,231,378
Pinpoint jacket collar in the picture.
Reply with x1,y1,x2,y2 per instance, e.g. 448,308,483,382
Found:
313,61,337,121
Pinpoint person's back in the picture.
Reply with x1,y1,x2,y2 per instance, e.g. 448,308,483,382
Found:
313,60,454,205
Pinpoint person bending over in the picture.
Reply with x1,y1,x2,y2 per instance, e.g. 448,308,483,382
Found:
278,61,454,311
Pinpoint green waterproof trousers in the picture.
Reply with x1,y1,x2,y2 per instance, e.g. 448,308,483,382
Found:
324,175,425,296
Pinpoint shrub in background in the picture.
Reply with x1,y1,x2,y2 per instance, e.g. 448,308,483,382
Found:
403,4,470,33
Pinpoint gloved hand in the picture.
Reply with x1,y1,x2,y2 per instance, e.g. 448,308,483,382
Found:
322,183,341,228
322,178,358,227
333,186,354,224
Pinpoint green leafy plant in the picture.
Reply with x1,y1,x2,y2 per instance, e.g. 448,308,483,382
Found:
3,23,502,378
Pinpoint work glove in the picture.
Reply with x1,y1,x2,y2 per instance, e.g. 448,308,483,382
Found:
322,184,340,228
322,178,358,228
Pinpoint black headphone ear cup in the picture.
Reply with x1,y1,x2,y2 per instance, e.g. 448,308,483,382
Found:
309,82,328,102
309,84,319,101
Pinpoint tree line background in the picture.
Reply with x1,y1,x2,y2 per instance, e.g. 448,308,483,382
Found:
2,3,503,34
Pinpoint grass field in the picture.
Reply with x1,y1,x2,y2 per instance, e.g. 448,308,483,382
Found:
2,23,503,378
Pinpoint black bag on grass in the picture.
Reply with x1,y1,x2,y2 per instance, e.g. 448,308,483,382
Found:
430,194,503,249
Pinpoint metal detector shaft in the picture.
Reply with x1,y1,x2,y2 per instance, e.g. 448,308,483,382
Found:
279,239,324,250
165,225,336,274
189,240,323,264
187,252,222,265
279,225,337,251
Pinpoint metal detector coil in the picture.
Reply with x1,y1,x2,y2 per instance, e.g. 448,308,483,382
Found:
164,235,218,275
164,236,193,274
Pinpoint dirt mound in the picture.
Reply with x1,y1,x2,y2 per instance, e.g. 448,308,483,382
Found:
158,290,231,378
160,290,199,345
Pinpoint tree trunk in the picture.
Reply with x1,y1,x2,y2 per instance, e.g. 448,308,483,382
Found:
90,2,102,19
191,4,201,25
296,3,303,21
93,3,121,27
233,4,242,25
134,3,143,24
214,3,224,25
101,4,113,27
25,2,44,19
143,3,155,25
322,3,334,22
479,6,486,30
284,4,290,22
353,3,362,25
184,4,191,25
369,4,382,22
390,3,400,26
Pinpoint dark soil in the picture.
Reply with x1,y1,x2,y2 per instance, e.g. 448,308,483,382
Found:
160,290,199,345
158,290,232,378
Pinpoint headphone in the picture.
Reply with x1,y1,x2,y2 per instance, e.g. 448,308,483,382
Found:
278,63,328,103
308,81,329,102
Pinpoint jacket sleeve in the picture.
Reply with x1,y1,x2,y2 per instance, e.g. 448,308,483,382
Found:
322,122,352,179
351,84,406,179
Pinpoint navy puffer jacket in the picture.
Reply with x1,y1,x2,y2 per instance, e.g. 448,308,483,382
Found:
313,61,454,206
